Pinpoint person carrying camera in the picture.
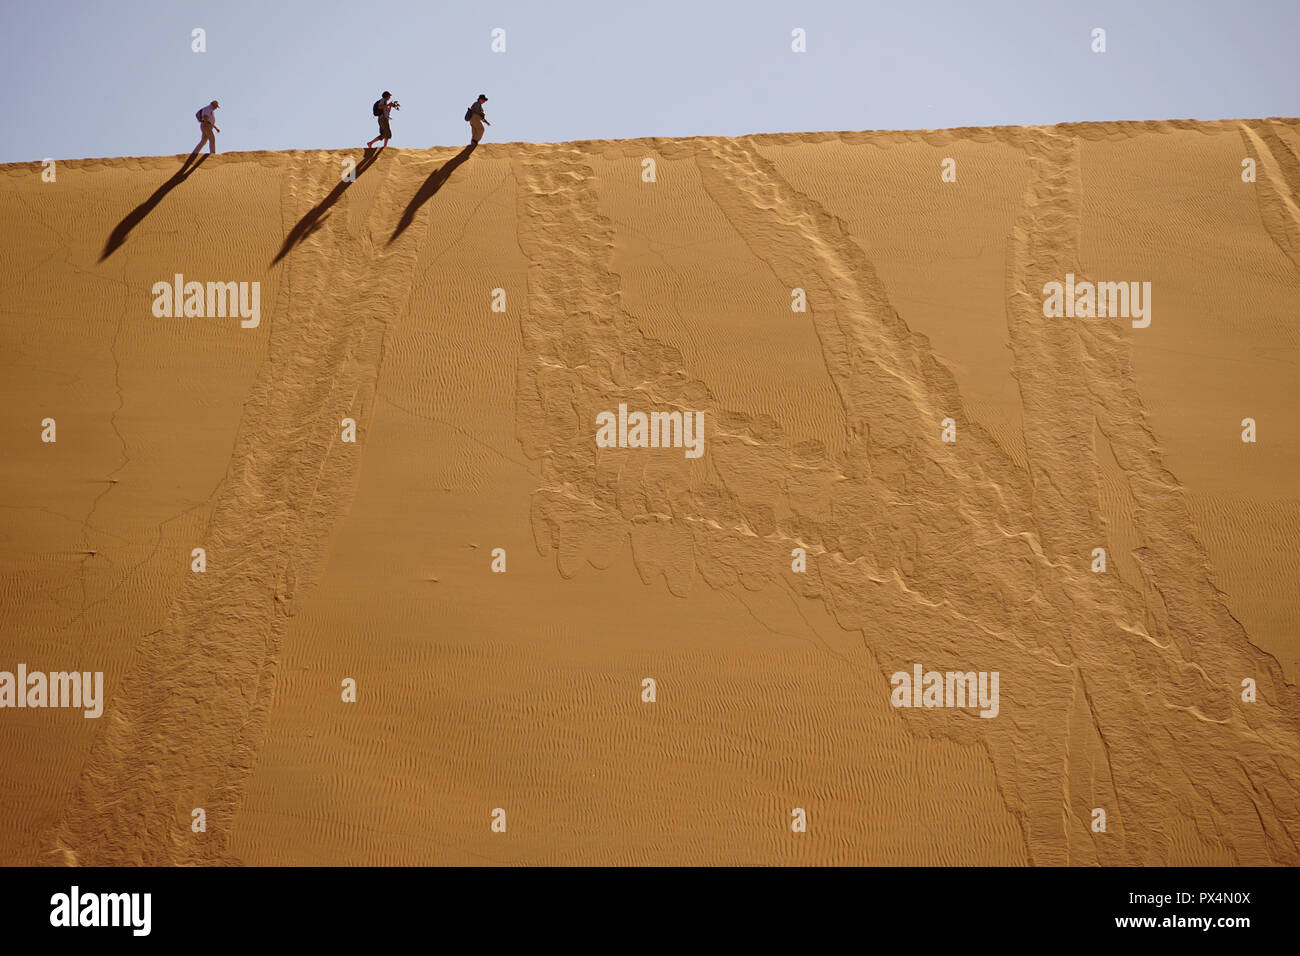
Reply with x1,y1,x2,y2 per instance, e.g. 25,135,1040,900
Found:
368,91,399,149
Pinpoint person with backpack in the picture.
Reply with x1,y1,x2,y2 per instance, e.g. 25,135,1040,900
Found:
191,100,221,156
367,91,399,150
465,94,490,145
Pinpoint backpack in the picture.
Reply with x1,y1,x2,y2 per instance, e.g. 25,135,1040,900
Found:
373,99,385,117
195,108,204,122
464,106,474,121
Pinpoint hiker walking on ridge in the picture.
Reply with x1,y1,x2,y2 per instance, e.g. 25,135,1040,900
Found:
368,91,399,149
191,100,220,156
466,94,490,145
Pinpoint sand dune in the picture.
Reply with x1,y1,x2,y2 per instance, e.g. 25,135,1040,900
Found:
1,119,1298,866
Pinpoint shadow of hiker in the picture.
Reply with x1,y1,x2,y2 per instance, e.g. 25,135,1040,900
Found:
272,148,380,265
388,144,476,246
99,154,208,262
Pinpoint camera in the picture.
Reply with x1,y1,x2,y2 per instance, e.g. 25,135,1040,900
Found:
390,101,401,111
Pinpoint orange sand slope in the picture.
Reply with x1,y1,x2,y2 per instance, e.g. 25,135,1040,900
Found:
1,119,1298,866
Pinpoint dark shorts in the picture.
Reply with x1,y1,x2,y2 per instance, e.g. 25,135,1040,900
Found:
378,115,392,139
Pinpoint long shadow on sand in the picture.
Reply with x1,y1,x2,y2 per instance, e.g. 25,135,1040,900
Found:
387,144,476,246
99,154,208,262
272,147,380,265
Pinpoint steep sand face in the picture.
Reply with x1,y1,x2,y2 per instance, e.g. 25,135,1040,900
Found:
0,120,1297,866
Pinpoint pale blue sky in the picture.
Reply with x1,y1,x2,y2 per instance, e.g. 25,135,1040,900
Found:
1,0,1296,163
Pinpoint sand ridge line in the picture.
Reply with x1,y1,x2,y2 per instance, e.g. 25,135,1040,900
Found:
8,119,1295,176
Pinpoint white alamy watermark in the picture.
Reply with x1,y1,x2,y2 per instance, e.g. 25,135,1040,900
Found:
595,402,705,459
890,663,999,718
152,274,260,328
0,665,103,718
1042,274,1150,328
50,886,151,936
